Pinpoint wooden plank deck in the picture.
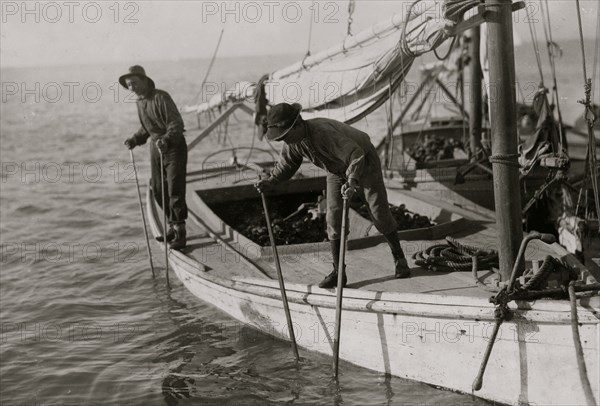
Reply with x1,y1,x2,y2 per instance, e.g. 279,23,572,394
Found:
177,163,595,299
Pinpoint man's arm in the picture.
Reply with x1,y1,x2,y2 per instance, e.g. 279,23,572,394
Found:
158,92,184,145
344,144,366,183
132,126,150,145
270,144,303,183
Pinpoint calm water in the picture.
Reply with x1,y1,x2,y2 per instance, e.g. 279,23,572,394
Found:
0,40,595,405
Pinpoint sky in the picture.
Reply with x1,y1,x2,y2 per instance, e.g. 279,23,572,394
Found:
0,0,598,68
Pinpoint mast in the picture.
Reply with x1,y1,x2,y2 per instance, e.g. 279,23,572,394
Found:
486,0,523,281
468,27,483,160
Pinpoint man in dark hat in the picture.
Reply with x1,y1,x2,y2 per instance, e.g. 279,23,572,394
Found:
120,65,188,250
255,103,410,288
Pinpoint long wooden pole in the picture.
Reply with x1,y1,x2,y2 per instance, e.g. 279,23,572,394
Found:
259,191,300,362
332,196,349,378
129,150,155,278
159,150,170,287
487,0,523,281
468,26,483,160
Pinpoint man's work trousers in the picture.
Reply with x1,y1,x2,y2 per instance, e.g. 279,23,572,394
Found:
150,138,188,225
326,154,397,241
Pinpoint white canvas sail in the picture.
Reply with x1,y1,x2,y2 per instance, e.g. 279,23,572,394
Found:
183,0,478,124
265,0,455,123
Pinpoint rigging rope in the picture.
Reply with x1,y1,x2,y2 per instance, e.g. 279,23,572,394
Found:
412,94,438,150
593,4,600,104
190,27,225,106
201,146,276,168
305,2,315,59
347,0,355,36
516,74,527,103
386,78,394,169
265,138,281,157
525,5,545,86
244,123,257,166
433,36,457,61
574,0,600,221
574,0,589,84
540,0,565,152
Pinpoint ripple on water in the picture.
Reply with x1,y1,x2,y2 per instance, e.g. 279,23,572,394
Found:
13,203,55,216
0,57,531,405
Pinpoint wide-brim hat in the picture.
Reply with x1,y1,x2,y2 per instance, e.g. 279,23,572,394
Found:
119,65,155,89
265,103,302,141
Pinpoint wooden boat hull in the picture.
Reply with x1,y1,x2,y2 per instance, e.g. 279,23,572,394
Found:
378,124,594,214
146,177,599,406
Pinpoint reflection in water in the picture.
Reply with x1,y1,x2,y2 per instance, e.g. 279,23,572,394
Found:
384,373,395,405
139,279,494,405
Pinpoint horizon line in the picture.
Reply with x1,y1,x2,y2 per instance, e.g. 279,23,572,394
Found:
1,37,595,70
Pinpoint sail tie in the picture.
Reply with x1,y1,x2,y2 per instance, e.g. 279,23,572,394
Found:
488,153,520,168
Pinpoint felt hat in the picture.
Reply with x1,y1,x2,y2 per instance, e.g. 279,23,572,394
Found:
119,65,155,90
265,103,302,141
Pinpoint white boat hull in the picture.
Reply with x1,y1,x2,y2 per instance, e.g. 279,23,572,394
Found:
147,186,599,406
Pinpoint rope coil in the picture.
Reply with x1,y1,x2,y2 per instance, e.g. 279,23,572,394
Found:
413,237,499,273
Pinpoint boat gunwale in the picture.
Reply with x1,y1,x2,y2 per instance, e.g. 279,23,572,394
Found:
146,183,600,324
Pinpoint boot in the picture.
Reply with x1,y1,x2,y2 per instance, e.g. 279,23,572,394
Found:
156,225,175,243
169,223,187,250
394,257,411,279
384,231,411,279
318,269,347,289
318,239,347,288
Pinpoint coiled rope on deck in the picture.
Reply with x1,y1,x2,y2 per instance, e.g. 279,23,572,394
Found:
414,235,598,398
413,236,499,273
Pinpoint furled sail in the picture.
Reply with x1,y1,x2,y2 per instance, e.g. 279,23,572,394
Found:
181,81,256,114
265,0,461,123
183,0,478,124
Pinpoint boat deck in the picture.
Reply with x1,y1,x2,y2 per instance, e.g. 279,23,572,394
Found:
173,163,595,300
258,224,506,299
